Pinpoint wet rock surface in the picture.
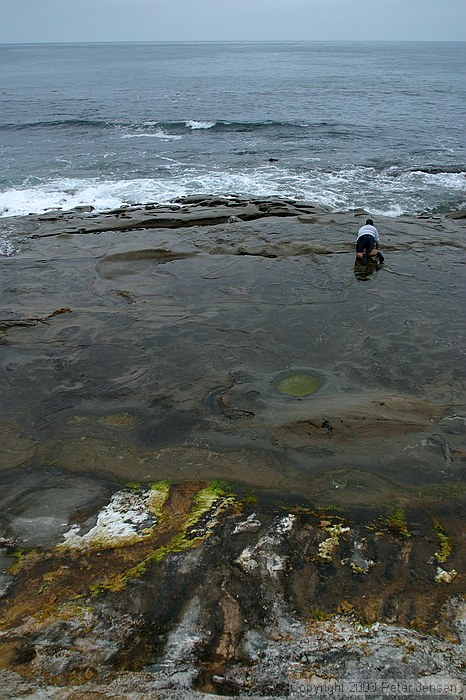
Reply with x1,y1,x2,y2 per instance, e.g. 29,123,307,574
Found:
0,197,465,697
0,479,464,698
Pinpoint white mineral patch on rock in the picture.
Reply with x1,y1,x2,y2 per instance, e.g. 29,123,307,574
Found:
276,514,296,534
236,546,259,572
438,414,466,434
343,538,375,574
435,567,458,584
266,553,288,574
58,490,158,549
161,596,207,663
233,512,262,534
235,514,295,576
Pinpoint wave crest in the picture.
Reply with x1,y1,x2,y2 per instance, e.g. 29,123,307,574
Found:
185,120,216,130
120,129,182,141
0,118,112,131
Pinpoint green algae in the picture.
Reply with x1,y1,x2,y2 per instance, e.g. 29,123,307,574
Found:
240,494,259,507
274,371,323,397
385,505,411,539
149,479,171,491
435,533,452,563
432,518,452,563
124,480,142,491
289,505,343,519
350,563,369,575
315,520,351,564
8,547,42,575
184,480,232,531
89,481,236,595
61,482,172,553
67,412,135,428
147,480,171,520
98,481,235,595
414,482,466,502
308,607,333,622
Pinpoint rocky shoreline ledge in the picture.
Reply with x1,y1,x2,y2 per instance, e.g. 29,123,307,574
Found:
0,197,465,697
0,478,465,699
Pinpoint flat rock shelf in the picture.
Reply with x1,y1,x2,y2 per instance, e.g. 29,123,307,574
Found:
0,197,465,698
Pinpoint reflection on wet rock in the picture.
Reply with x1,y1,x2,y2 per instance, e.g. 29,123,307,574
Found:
0,198,465,695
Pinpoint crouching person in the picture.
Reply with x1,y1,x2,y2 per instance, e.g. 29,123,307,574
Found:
356,218,384,263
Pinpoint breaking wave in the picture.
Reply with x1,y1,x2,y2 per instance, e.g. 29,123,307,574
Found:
0,118,331,134
0,166,464,219
120,130,182,140
185,120,217,130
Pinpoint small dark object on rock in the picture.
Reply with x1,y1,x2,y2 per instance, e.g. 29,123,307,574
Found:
47,308,72,318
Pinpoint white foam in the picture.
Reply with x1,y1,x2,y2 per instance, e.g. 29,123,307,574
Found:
0,167,464,220
0,179,129,217
0,235,17,256
185,120,216,130
120,129,182,140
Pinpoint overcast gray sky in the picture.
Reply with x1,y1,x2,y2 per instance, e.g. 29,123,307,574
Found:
2,0,465,43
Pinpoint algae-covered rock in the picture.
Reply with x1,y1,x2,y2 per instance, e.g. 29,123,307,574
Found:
315,520,351,564
58,482,170,551
274,371,323,397
435,568,458,584
385,504,412,539
1,198,466,696
432,517,453,564
67,412,136,428
0,477,464,695
0,468,115,549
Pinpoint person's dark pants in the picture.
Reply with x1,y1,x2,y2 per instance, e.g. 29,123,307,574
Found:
356,234,376,255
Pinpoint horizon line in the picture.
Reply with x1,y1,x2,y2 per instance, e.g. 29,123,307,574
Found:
1,38,465,46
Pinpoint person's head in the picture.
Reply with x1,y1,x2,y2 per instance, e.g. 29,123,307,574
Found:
366,218,374,226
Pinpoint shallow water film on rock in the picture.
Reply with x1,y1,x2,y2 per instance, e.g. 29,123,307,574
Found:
0,198,465,698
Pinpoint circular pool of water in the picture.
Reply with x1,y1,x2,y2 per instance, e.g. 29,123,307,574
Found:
273,371,325,398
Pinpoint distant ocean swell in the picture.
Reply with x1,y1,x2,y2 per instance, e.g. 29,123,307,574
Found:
0,118,371,134
0,119,113,132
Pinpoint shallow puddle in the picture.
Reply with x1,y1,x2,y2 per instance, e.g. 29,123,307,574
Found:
274,370,324,397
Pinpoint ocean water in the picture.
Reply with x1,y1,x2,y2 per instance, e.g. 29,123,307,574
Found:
0,41,465,239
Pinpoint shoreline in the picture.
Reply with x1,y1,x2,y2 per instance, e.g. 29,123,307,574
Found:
2,194,465,231
0,197,465,696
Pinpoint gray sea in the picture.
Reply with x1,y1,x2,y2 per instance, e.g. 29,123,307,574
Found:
0,41,465,240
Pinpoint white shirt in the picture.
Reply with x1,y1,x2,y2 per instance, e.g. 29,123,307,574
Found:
356,224,380,245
